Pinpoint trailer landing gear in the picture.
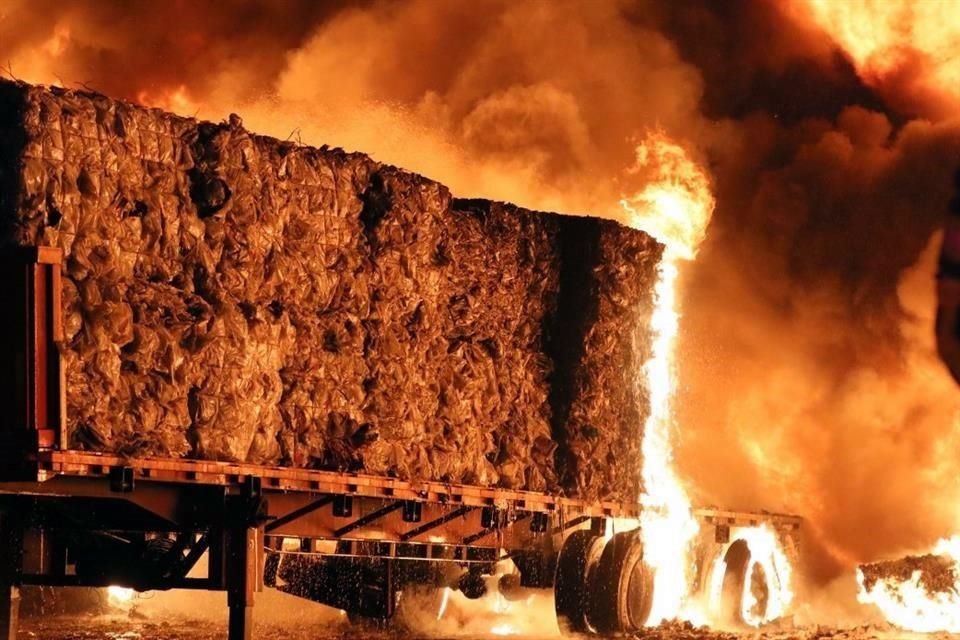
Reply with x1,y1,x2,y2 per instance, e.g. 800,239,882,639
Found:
224,527,262,640
0,587,19,640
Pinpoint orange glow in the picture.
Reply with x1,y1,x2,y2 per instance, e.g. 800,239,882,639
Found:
137,84,200,116
107,585,135,606
792,0,960,116
706,526,794,627
41,25,71,57
857,536,960,632
620,133,714,624
620,135,714,261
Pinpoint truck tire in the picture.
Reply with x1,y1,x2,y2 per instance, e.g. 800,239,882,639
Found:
394,585,450,631
718,540,770,626
554,530,604,633
589,531,653,634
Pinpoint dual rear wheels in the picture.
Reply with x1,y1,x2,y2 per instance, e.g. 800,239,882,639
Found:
554,530,654,634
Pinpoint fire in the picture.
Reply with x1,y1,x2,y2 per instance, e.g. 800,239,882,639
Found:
620,135,714,261
620,133,713,624
621,136,795,628
107,585,135,606
136,84,200,116
792,0,960,116
857,536,960,632
706,526,794,627
41,25,71,58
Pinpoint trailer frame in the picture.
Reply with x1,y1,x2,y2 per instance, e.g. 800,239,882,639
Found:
0,248,801,638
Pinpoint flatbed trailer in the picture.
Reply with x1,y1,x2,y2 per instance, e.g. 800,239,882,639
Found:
0,248,801,639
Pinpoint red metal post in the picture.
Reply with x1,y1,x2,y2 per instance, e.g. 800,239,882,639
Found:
0,247,64,474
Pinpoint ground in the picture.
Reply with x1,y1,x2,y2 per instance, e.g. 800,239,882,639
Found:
17,587,958,640
18,616,960,640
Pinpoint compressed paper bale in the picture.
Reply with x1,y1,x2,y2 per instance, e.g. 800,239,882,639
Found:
438,200,562,491
0,80,662,502
278,307,371,469
191,302,293,463
544,217,661,502
569,224,660,501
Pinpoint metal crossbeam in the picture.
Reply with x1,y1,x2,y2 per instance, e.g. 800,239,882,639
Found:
333,501,405,538
265,496,335,533
400,506,474,541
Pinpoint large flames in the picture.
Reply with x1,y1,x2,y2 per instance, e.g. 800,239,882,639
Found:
705,525,794,628
620,134,712,624
621,134,797,628
792,0,960,117
790,1,960,633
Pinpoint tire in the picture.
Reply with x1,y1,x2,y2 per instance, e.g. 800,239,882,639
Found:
394,584,450,632
718,539,771,626
589,531,653,634
554,530,605,634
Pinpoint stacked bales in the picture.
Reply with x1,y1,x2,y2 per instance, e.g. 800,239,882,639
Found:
0,80,662,502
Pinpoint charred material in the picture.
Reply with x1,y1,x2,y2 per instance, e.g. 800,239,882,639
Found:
859,553,959,596
0,80,662,502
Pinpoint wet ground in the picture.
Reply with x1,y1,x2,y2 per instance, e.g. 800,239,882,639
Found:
17,587,960,640
17,615,960,640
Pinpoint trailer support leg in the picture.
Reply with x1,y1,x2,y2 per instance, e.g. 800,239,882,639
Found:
0,587,19,640
226,527,261,640
0,517,23,640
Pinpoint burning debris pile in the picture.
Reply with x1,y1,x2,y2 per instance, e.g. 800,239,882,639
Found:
856,537,960,633
859,555,958,599
0,80,661,501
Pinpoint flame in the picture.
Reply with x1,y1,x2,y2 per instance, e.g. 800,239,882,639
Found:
620,136,796,629
107,585,135,605
136,84,200,116
620,133,714,624
41,25,71,58
857,536,960,632
792,0,960,115
706,526,794,627
437,586,452,620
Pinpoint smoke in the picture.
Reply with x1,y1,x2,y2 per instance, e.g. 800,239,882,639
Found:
4,0,960,589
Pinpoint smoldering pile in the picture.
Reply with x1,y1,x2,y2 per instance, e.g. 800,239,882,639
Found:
859,553,959,598
0,80,661,501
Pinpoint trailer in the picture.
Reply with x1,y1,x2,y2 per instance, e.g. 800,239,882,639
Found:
0,248,801,639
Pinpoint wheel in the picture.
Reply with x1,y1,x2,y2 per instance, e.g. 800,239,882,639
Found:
498,573,524,601
718,540,771,627
554,530,605,633
589,531,654,634
394,585,451,632
458,571,488,599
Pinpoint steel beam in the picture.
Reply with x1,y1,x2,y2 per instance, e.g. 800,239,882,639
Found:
265,496,334,533
226,527,261,640
333,501,404,538
400,506,474,541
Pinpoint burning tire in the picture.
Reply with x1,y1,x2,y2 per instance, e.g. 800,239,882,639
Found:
589,531,654,634
554,530,605,633
716,539,773,627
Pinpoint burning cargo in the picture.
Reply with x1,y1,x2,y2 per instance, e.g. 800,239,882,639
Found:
0,80,661,502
